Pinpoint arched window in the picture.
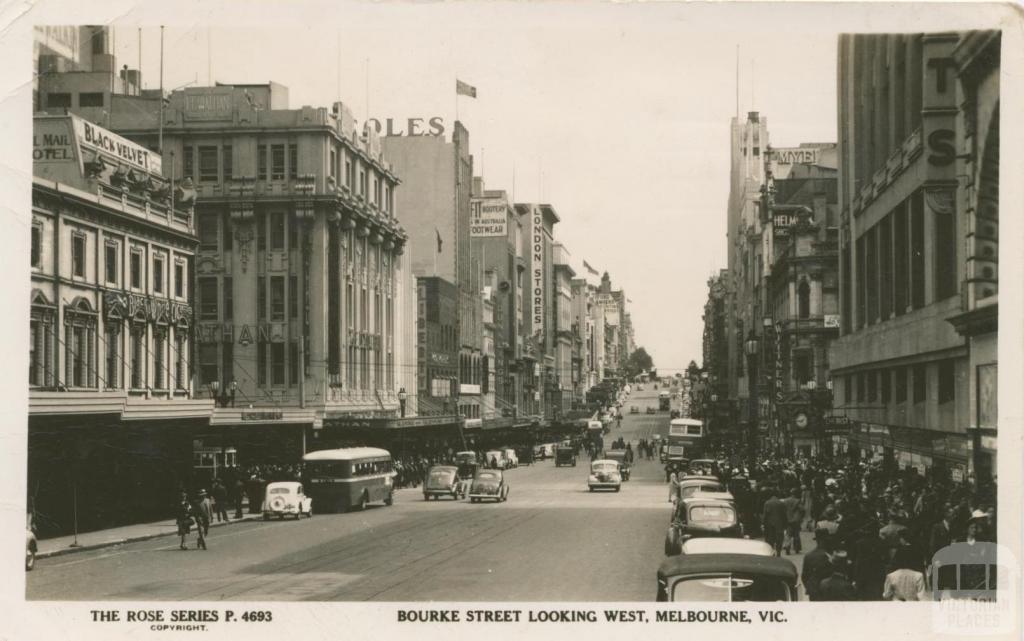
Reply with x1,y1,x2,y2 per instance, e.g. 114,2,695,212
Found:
798,280,811,319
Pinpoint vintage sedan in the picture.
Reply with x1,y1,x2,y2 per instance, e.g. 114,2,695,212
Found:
603,450,631,481
484,450,508,470
655,554,799,601
646,407,657,415
588,460,622,492
629,406,639,414
262,481,313,520
468,469,510,503
664,497,742,556
423,465,464,501
555,446,577,467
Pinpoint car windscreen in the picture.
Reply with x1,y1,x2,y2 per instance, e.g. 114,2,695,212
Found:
475,472,500,481
268,487,291,494
427,470,455,486
671,575,791,602
689,505,736,524
679,483,724,498
592,463,618,473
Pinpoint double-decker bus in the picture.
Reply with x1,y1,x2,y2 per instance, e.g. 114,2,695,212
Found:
303,447,395,513
666,418,704,461
659,390,672,411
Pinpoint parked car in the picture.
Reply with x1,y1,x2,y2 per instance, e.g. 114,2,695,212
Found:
603,450,631,481
485,450,508,469
646,407,657,415
503,448,519,468
533,443,556,460
664,498,742,556
423,465,464,501
630,406,639,414
588,459,622,492
655,554,799,601
262,481,313,520
680,538,774,557
25,523,37,571
555,446,577,467
468,469,510,503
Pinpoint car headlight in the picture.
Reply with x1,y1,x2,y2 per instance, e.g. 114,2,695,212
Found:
589,475,597,481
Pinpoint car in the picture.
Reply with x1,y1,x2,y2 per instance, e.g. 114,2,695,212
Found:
468,469,510,503
679,538,774,557
262,481,313,520
655,554,799,601
503,448,519,468
664,498,743,556
630,406,639,414
533,443,556,460
677,477,726,501
25,524,37,571
423,465,464,500
646,407,657,415
688,459,717,476
589,459,622,492
603,450,632,481
555,446,577,467
485,450,508,469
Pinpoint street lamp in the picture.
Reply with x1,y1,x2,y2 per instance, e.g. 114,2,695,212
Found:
743,330,760,459
230,380,237,408
398,387,408,418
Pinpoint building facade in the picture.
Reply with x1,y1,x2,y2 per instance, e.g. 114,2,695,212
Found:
831,32,998,482
416,276,459,416
30,114,208,536
552,242,575,417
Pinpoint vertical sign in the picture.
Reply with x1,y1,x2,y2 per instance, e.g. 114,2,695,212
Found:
532,206,545,335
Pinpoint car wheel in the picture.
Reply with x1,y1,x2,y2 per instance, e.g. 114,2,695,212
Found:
25,547,35,572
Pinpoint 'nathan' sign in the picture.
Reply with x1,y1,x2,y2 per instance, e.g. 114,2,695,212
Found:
470,196,508,237
73,116,162,174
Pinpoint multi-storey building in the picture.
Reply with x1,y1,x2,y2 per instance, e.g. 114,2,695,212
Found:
595,272,627,377
701,270,731,436
552,242,575,417
416,276,458,416
30,114,207,536
831,32,998,483
570,278,591,404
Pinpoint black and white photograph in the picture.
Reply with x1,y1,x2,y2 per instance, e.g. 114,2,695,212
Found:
4,1,1022,640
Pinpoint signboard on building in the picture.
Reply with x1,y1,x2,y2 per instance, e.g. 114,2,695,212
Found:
470,196,508,237
72,116,162,174
531,206,545,333
824,315,840,328
183,91,234,121
367,117,445,137
32,117,75,164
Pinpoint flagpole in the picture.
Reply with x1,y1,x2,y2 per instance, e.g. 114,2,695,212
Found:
455,76,460,123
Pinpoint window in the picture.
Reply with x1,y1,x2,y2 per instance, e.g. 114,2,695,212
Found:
270,276,285,321
881,369,891,404
910,191,925,309
288,214,298,249
893,202,909,315
130,251,142,288
174,262,184,298
71,233,86,277
289,275,298,318
198,214,218,251
346,159,354,188
105,243,118,284
46,93,71,109
793,352,812,387
257,276,266,321
198,277,218,320
153,255,164,293
289,341,299,385
175,332,187,389
935,202,958,300
938,360,956,404
222,145,233,180
198,343,218,387
271,144,285,180
879,216,892,320
223,277,232,321
865,226,878,323
798,280,810,319
79,92,104,107
31,225,41,268
130,327,146,388
271,342,285,385
153,332,165,389
855,236,866,328
856,372,865,403
330,148,337,181
221,342,234,387
257,145,267,180
288,144,298,180
222,212,233,251
256,213,266,250
912,364,926,404
257,341,267,385
844,375,852,404
867,370,877,402
270,212,285,250
198,146,218,182
183,146,194,180
894,366,907,403
105,327,119,388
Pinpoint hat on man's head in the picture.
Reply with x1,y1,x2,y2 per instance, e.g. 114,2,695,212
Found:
198,489,207,496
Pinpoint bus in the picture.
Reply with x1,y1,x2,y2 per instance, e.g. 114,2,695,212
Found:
666,418,704,461
659,390,671,411
303,447,395,513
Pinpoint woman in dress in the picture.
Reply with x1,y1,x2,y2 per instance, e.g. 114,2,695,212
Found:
176,491,194,551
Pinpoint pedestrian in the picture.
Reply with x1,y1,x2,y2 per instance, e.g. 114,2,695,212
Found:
816,506,840,535
175,492,195,551
192,490,211,549
762,488,788,556
211,479,229,522
668,471,679,503
818,551,857,601
802,529,834,602
782,487,805,554
883,547,928,601
233,476,246,519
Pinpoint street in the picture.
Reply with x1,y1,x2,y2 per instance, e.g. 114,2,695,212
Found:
28,388,811,601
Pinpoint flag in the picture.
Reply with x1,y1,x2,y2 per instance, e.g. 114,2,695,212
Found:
583,260,600,276
436,228,443,253
456,79,477,98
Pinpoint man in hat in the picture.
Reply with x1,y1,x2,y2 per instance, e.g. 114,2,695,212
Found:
762,488,788,556
192,490,212,550
818,550,856,601
802,529,834,602
816,506,840,535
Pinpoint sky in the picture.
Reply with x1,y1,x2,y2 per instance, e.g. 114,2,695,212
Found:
51,1,1004,375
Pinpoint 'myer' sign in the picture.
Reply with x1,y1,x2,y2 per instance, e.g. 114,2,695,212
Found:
470,196,508,237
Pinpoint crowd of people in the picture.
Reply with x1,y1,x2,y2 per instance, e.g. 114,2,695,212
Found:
682,449,997,601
